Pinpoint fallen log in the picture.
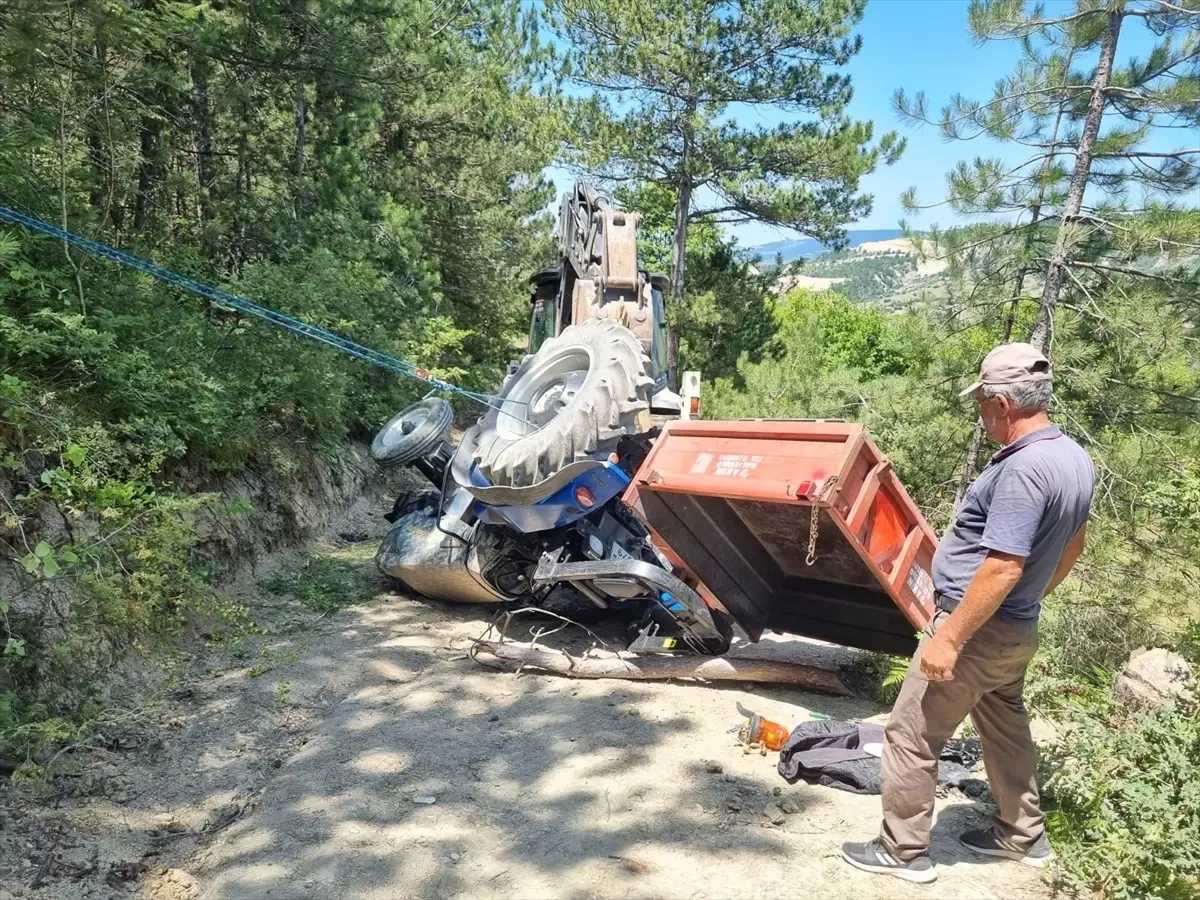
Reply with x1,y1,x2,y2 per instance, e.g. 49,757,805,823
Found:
471,641,850,696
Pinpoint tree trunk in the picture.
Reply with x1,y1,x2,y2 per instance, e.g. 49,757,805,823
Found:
294,90,307,180
191,52,215,228
471,641,851,696
86,40,112,224
291,0,309,219
666,101,696,390
1030,4,1122,352
953,46,1079,509
667,172,691,389
133,115,160,232
230,126,250,273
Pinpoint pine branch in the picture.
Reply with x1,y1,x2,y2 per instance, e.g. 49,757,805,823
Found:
1141,0,1200,16
1061,258,1200,284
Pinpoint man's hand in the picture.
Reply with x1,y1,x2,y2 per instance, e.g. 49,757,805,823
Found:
935,551,1026,657
920,633,959,681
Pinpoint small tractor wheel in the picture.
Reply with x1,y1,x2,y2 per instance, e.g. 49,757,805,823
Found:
370,398,453,468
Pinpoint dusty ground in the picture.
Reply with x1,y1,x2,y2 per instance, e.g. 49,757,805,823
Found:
1,509,1052,900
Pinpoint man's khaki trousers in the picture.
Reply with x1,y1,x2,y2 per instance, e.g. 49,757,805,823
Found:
879,608,1043,859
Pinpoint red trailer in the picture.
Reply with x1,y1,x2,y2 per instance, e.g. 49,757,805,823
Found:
625,419,938,656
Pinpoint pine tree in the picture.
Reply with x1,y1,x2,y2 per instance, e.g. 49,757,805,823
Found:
895,0,1200,501
548,0,904,381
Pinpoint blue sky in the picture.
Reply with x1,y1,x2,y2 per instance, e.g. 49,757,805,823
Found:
543,0,1187,249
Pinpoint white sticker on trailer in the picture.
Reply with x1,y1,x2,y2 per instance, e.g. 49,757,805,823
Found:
713,453,762,478
609,543,634,561
906,563,935,605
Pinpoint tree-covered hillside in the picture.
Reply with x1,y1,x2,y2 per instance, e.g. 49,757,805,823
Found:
2,2,1199,897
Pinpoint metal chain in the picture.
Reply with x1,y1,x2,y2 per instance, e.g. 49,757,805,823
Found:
805,475,840,567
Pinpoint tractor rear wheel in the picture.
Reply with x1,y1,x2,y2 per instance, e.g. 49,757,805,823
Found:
473,319,653,487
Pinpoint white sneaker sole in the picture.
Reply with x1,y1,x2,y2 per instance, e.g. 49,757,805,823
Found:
841,850,938,884
959,838,1054,868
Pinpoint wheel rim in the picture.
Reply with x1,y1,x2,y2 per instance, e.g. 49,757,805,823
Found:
496,347,591,440
377,405,431,451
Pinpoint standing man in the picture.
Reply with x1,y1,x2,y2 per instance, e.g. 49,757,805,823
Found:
840,343,1095,885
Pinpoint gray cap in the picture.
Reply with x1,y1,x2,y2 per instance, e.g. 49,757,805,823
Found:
960,342,1051,397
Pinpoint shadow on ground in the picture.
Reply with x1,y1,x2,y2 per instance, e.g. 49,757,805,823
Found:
190,598,786,898
178,590,1047,900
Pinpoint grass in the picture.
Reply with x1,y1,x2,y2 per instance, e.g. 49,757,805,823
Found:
263,542,378,615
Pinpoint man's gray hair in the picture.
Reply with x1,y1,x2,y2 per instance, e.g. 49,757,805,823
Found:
981,378,1052,412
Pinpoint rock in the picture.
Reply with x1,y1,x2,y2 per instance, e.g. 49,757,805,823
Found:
772,786,782,797
205,802,241,829
762,804,787,826
704,760,723,774
146,868,202,900
961,779,991,800
412,796,437,805
779,796,803,815
1112,647,1194,714
153,814,187,834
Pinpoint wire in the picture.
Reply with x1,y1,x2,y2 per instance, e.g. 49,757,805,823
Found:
0,204,518,417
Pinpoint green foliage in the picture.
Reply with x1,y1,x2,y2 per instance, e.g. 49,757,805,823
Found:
1177,620,1200,668
0,0,558,762
1042,698,1200,900
616,182,781,382
704,289,963,521
274,679,292,711
0,421,223,760
800,249,918,302
552,0,903,241
263,545,375,615
844,650,910,705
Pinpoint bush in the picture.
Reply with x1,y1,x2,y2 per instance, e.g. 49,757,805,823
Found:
1042,698,1200,900
843,650,910,704
0,410,226,763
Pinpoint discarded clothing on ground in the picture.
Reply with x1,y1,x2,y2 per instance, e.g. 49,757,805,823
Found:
776,717,986,796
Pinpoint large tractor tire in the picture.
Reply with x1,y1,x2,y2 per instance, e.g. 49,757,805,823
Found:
473,319,653,487
370,398,453,468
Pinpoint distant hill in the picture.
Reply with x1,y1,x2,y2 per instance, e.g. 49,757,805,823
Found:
744,229,906,263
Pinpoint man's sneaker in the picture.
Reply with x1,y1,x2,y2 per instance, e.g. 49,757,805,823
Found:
960,827,1055,868
841,839,937,884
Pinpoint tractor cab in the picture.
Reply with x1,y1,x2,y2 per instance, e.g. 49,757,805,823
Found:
527,266,676,411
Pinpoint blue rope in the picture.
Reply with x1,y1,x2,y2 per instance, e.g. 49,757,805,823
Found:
0,204,508,412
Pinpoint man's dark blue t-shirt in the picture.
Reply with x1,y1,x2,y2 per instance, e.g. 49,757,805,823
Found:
932,425,1095,622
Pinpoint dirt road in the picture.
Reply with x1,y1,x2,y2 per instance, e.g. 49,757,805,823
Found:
3,532,1051,900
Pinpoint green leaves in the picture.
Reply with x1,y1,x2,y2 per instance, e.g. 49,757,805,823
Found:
20,540,69,580
1043,699,1200,900
551,0,901,241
